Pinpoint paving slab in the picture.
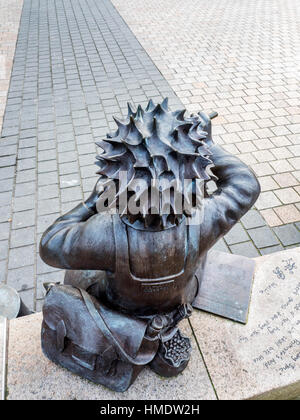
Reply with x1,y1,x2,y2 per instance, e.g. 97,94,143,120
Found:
191,249,300,400
6,313,216,400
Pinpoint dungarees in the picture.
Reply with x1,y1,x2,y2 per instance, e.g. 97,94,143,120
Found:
105,215,201,316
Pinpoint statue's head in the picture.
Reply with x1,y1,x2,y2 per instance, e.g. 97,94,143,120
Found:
95,98,216,229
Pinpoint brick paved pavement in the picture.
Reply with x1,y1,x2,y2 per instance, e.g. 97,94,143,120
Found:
0,0,182,311
0,0,300,311
113,0,300,227
0,0,23,133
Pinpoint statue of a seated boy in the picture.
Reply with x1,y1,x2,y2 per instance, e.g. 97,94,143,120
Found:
40,99,260,391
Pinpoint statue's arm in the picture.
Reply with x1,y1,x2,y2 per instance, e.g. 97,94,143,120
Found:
39,186,115,271
200,143,261,252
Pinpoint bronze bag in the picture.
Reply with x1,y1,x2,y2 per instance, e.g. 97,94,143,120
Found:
41,285,159,392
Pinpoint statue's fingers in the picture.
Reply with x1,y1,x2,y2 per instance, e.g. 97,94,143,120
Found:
198,111,210,124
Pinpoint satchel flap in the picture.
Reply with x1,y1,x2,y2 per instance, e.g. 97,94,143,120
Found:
71,343,97,371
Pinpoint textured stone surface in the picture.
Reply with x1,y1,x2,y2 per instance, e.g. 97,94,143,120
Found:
112,0,300,226
6,313,216,400
0,0,23,132
192,250,300,400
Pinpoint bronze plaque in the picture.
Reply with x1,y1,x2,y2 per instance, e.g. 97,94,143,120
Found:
193,251,256,324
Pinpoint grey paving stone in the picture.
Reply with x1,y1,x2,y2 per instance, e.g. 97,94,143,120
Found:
0,260,6,283
38,184,59,200
13,195,35,212
37,198,60,216
38,140,56,152
259,245,284,255
1,126,19,137
0,155,16,167
82,177,97,192
0,178,14,193
8,245,35,269
38,131,54,141
12,210,35,230
59,162,79,175
210,238,229,254
61,202,77,214
248,226,280,249
0,145,17,157
0,206,11,223
18,147,36,159
14,182,36,197
38,150,56,161
240,210,266,230
60,174,81,188
57,142,75,153
38,160,58,173
18,138,37,149
0,240,9,261
285,244,300,250
77,143,96,155
15,172,36,189
229,241,260,258
17,158,36,171
273,224,300,247
224,223,249,245
58,151,78,164
38,172,58,187
0,166,15,180
0,223,10,241
60,186,83,203
0,191,12,207
7,265,35,292
10,226,35,248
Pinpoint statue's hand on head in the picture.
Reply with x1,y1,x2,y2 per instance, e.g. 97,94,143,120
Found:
198,111,218,147
84,179,105,213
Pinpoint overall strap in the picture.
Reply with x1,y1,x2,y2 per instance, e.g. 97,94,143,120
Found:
112,215,130,279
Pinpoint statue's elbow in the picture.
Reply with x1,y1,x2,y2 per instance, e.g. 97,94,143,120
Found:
39,235,61,268
250,172,261,206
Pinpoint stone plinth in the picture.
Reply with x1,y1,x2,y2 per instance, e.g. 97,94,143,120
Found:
192,250,300,400
4,250,300,400
6,313,216,400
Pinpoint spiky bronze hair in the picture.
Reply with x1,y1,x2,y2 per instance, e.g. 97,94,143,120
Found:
95,98,215,225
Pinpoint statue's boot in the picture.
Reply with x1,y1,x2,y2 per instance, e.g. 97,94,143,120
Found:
149,304,193,377
149,329,192,377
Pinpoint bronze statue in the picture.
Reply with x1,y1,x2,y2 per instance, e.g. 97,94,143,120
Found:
40,98,260,392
